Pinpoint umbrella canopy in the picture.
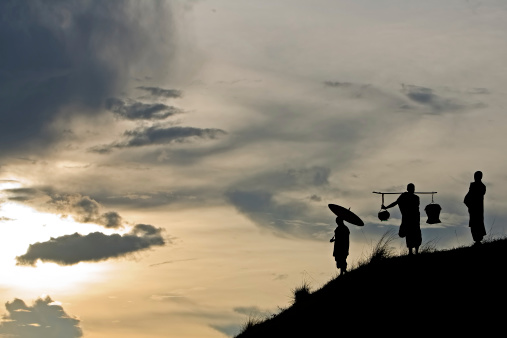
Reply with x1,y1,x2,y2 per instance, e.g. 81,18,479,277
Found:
328,204,364,226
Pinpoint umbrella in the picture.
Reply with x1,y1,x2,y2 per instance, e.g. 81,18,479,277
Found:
328,204,364,226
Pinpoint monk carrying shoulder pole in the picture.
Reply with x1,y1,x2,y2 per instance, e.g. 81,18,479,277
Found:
372,191,441,224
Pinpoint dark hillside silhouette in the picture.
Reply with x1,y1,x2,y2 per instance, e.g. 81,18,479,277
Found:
236,237,507,337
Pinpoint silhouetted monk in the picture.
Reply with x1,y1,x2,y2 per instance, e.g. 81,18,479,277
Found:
330,217,350,275
382,183,422,255
464,171,486,245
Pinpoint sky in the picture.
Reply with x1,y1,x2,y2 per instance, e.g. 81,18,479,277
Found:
1,0,507,337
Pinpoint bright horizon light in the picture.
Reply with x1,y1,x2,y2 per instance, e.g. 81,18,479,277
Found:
0,196,126,292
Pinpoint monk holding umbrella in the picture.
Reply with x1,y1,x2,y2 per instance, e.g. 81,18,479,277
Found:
328,204,364,275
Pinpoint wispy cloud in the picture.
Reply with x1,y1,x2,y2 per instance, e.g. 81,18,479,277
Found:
105,98,184,120
233,306,272,318
90,125,227,153
136,86,182,98
272,273,289,281
225,167,334,239
149,258,197,267
401,84,486,114
4,188,124,228
226,189,330,239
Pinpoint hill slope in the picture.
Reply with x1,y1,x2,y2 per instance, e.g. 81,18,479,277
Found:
236,237,507,337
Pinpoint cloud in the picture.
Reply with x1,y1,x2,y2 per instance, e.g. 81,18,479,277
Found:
3,188,43,202
229,167,331,192
0,296,82,337
105,98,183,120
99,191,206,209
309,195,322,202
209,306,274,337
90,125,227,153
16,223,165,266
324,80,486,115
323,81,354,88
224,167,334,239
149,258,196,267
467,88,490,95
149,293,194,305
4,188,124,228
401,84,486,113
272,273,288,280
233,306,272,318
209,323,242,337
226,189,329,239
136,86,182,98
0,0,176,158
323,81,403,102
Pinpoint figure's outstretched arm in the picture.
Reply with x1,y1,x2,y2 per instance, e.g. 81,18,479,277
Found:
382,200,398,209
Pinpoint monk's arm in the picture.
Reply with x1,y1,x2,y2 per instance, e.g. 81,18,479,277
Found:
382,200,398,209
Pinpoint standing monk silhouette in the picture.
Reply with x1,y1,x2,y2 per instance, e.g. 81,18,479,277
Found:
382,183,422,255
330,217,350,275
464,171,486,245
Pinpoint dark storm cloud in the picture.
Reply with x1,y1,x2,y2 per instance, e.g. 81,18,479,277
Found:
16,223,165,266
0,296,82,337
0,0,175,157
90,125,227,153
401,84,486,113
4,188,124,228
105,98,183,120
136,86,182,98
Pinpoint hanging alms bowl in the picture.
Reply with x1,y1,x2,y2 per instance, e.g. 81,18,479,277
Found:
425,203,441,224
378,209,390,221
424,192,441,224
